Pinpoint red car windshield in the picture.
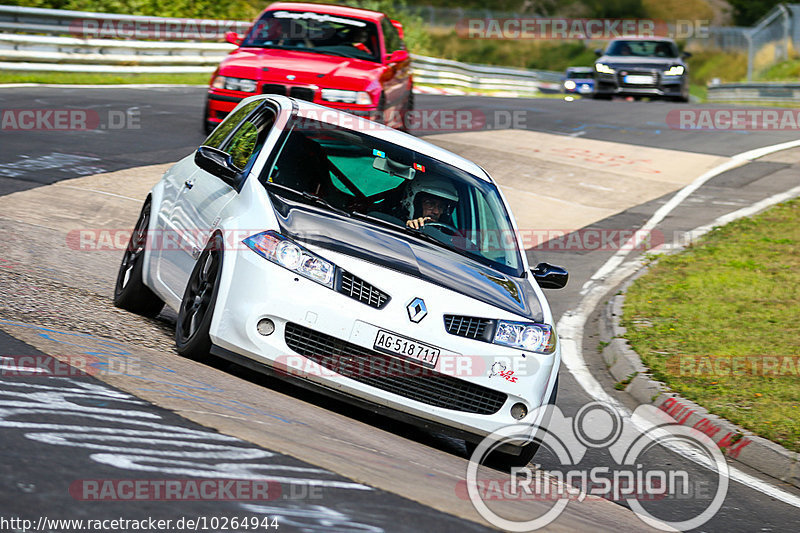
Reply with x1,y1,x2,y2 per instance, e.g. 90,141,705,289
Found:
241,10,381,63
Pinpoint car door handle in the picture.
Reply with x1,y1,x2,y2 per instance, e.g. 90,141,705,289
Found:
184,179,194,189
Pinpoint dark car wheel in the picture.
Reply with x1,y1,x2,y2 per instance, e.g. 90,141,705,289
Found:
372,93,387,124
175,234,224,360
113,199,164,317
465,375,559,469
592,93,612,100
203,100,215,135
399,90,414,132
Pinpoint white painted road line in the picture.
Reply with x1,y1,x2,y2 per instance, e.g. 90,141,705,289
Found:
559,139,800,509
582,138,800,295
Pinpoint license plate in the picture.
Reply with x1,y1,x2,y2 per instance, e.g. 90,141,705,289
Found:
623,75,652,84
373,330,440,367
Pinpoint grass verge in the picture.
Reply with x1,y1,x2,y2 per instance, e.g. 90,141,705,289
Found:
622,199,800,453
0,71,210,85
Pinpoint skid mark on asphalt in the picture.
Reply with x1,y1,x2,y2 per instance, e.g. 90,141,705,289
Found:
0,319,305,425
0,152,104,181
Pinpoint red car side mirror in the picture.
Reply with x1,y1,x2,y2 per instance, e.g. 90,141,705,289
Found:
225,31,243,46
385,49,409,64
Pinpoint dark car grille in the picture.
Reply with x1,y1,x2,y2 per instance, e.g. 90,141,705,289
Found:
283,322,508,415
261,84,315,101
261,84,286,95
338,271,390,309
444,315,494,341
289,87,315,101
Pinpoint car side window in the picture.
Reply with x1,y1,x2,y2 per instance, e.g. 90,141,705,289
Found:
203,100,262,149
222,107,276,171
381,18,402,53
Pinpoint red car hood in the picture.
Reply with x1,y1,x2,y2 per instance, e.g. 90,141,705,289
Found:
218,48,384,88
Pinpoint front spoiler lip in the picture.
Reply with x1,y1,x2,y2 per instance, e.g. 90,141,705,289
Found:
594,86,684,96
209,343,540,453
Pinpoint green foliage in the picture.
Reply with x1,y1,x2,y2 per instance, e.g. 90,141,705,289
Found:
758,58,800,81
426,30,595,71
0,70,210,84
686,49,748,85
582,0,644,18
727,0,783,26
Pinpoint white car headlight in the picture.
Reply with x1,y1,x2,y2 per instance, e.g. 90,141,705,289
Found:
321,89,372,105
663,65,685,76
564,80,577,90
244,231,335,288
275,240,302,270
595,63,615,74
493,321,556,353
212,76,258,93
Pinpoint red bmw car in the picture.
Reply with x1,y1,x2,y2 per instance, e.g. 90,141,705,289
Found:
204,2,413,133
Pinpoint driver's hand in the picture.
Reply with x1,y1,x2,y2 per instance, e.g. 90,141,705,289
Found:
406,217,431,229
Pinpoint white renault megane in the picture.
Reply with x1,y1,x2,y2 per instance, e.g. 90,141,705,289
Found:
114,95,568,465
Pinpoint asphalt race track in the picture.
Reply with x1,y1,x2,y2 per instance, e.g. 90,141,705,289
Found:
1,86,799,532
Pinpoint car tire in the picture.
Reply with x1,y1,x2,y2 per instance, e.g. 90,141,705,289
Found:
399,90,414,132
374,93,387,124
465,375,559,469
175,234,224,360
113,199,164,317
592,93,612,100
203,100,215,135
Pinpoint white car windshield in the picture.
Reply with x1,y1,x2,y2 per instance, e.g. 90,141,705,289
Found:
261,117,524,277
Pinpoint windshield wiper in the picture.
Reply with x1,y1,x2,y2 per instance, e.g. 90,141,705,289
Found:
265,182,351,218
299,191,351,217
301,48,362,59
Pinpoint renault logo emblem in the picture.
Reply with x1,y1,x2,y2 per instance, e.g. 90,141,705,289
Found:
407,297,427,323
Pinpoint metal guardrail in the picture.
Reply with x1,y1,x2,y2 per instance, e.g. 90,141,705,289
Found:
707,82,800,102
411,55,562,93
0,4,249,39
